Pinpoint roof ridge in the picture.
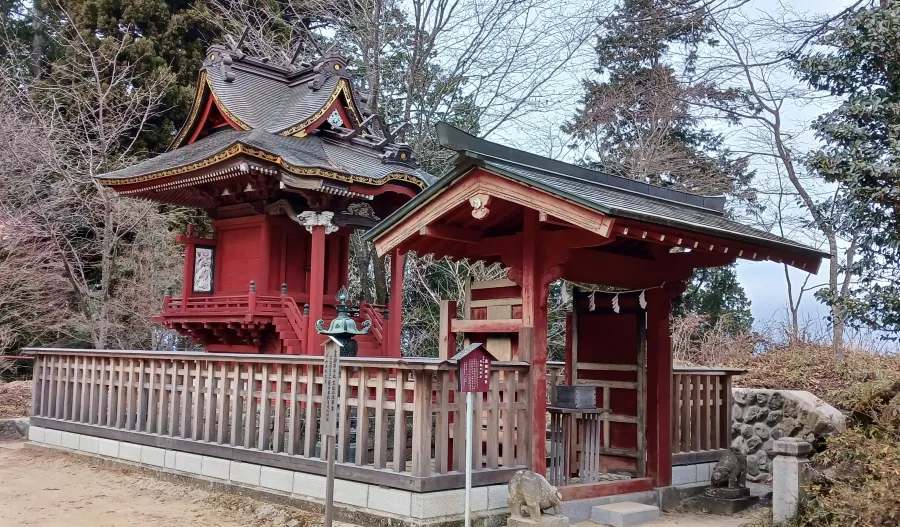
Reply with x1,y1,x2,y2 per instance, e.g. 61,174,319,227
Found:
434,122,727,215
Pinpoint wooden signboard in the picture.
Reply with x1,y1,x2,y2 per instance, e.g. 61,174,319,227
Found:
321,338,342,527
453,343,495,393
321,340,341,437
450,342,495,527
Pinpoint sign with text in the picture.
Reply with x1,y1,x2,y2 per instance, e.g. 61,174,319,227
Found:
320,340,341,437
453,343,495,393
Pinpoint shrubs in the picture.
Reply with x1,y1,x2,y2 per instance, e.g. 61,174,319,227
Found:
0,380,32,418
792,379,900,527
671,325,900,527
729,343,900,405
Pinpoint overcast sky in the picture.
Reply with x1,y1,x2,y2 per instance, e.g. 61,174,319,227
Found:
486,0,880,343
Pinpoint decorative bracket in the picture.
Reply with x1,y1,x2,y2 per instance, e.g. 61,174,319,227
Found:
298,210,338,234
265,199,338,234
469,194,492,219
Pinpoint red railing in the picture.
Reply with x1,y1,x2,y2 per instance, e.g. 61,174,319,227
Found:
281,296,307,343
162,293,306,342
359,301,386,344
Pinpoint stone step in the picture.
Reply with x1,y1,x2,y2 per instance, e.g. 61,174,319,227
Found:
590,502,660,527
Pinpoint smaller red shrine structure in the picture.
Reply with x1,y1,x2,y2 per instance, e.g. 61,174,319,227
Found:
97,44,433,357
365,122,828,495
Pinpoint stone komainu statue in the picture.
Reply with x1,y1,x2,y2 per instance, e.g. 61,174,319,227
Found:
508,470,563,519
710,449,748,489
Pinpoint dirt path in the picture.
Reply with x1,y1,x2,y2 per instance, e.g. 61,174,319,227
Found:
1,443,765,527
0,444,324,527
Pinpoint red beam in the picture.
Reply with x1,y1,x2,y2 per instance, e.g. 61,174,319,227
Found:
542,228,614,250
419,224,482,244
174,235,217,246
450,318,523,333
559,478,654,501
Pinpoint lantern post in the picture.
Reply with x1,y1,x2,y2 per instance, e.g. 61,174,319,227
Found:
316,287,371,527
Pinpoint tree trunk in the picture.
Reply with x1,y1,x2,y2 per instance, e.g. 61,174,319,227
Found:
352,233,372,303
783,264,800,342
373,246,387,304
31,0,43,77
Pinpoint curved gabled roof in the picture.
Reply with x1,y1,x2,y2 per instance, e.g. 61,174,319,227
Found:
97,45,434,195
171,46,365,148
98,129,435,189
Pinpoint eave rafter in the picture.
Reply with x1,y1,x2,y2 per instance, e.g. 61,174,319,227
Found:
612,221,820,273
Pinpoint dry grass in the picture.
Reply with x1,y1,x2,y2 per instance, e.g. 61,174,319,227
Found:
0,380,32,418
726,343,900,408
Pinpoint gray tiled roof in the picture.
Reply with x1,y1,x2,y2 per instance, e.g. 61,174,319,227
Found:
481,158,820,256
205,62,342,133
365,123,828,265
98,129,435,186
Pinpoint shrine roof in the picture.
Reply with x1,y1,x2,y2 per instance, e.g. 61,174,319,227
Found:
96,44,434,192
366,123,829,265
97,128,435,189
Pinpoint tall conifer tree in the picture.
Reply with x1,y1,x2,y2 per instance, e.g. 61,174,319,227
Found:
565,0,754,334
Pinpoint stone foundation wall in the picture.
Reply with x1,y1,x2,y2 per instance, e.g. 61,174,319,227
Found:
27,425,510,526
730,389,844,482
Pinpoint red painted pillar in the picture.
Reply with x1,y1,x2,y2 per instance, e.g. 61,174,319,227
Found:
645,287,673,487
182,243,195,312
387,249,405,358
306,225,326,355
521,209,548,475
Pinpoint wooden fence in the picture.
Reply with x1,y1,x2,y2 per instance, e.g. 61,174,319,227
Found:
546,363,743,464
671,367,744,464
28,348,530,492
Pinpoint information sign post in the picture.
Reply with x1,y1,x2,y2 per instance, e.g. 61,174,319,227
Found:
452,343,496,527
321,337,342,527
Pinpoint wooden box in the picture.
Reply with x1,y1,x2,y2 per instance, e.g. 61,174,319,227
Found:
554,385,596,409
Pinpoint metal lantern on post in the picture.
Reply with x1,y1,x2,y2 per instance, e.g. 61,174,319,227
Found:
315,286,371,357
315,286,370,527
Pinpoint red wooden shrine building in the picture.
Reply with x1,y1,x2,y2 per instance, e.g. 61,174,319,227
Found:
364,123,826,494
91,44,828,501
98,44,432,357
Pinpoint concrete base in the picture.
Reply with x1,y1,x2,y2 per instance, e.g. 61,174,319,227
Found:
705,487,749,500
561,491,658,523
682,494,759,516
26,425,511,527
591,502,660,527
507,515,569,527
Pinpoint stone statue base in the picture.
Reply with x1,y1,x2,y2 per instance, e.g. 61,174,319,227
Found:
507,515,569,527
705,487,750,500
684,490,758,516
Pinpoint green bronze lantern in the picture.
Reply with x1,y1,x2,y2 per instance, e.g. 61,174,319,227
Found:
315,286,371,357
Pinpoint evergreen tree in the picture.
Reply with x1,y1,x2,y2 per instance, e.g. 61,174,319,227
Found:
795,1,900,337
674,265,753,335
36,0,221,153
565,0,754,334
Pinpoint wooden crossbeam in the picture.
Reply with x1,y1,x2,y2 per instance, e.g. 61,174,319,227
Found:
418,224,482,243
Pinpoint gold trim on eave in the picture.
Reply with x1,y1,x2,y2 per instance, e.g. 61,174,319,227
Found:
98,143,427,190
170,70,209,150
279,79,361,137
170,70,253,151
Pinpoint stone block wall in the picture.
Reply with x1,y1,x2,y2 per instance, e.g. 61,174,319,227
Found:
730,389,844,482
